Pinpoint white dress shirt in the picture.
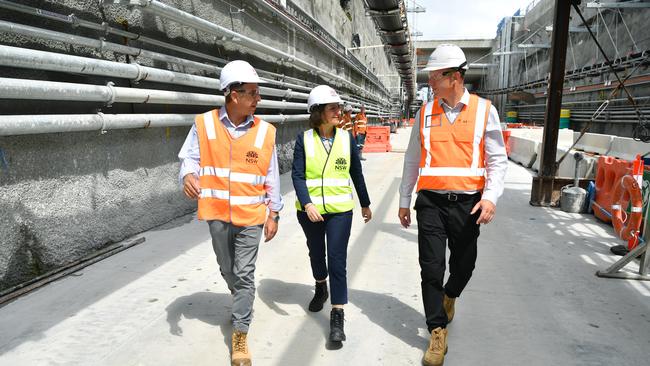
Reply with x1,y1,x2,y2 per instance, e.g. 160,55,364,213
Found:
178,108,284,212
399,89,508,208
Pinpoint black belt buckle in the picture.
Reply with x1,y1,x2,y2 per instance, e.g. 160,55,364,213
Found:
447,193,458,201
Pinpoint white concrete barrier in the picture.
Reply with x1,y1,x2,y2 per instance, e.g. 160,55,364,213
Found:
508,135,538,168
573,132,613,155
532,145,597,178
608,136,650,161
508,128,575,147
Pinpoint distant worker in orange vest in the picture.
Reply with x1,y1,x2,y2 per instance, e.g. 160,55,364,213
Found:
397,44,507,366
338,104,354,133
353,105,368,161
178,60,283,366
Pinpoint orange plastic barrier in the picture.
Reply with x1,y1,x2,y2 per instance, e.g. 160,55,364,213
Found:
593,156,633,223
502,130,511,156
363,126,391,153
506,123,540,129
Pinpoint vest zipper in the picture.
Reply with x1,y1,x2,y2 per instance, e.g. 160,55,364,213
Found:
319,131,332,214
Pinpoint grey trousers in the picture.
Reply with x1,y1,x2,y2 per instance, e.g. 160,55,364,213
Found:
207,220,263,333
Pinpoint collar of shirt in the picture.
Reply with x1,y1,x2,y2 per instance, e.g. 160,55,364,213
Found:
438,88,470,113
218,107,255,130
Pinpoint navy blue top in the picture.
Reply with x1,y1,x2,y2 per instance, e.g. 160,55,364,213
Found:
292,128,371,210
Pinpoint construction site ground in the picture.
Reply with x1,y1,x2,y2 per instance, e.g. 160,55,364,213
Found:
1,127,648,366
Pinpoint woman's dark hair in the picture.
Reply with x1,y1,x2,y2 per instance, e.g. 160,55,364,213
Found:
309,104,326,129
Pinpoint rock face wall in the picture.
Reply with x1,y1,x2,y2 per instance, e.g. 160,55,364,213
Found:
0,0,395,291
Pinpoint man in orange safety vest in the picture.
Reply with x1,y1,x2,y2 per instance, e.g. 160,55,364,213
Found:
178,60,283,366
397,44,507,366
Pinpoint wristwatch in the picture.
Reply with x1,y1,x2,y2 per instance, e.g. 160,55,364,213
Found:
270,212,280,223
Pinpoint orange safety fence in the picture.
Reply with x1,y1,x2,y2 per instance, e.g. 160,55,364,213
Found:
363,126,391,153
593,156,633,223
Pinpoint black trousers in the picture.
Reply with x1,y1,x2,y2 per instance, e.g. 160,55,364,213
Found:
414,190,481,331
296,210,353,305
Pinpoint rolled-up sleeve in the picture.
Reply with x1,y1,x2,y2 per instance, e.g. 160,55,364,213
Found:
178,124,200,186
264,146,284,212
398,108,422,208
481,105,508,205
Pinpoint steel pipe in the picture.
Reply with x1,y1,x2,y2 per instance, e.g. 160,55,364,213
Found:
0,0,324,93
0,20,222,73
0,77,307,110
251,0,387,95
0,113,311,136
115,0,386,103
0,45,310,101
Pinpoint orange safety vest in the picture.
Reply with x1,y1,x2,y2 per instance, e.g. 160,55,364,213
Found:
338,114,353,131
195,109,276,226
354,113,367,134
417,94,490,192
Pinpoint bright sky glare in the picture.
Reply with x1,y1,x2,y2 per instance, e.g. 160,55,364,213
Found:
408,0,537,40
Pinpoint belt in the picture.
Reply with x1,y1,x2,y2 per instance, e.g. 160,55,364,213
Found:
428,191,481,202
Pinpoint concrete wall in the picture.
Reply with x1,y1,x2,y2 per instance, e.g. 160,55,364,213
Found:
0,0,394,291
482,0,650,136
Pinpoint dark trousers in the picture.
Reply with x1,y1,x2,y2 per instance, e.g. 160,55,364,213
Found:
414,190,481,331
356,133,366,149
297,210,353,305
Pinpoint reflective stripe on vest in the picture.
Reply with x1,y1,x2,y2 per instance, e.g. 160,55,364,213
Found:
296,128,354,214
355,113,367,134
338,115,353,131
416,94,490,192
196,108,275,226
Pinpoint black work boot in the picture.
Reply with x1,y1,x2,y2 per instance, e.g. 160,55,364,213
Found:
329,308,346,342
308,281,329,312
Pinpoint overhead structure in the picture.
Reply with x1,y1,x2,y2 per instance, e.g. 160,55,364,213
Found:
363,0,416,106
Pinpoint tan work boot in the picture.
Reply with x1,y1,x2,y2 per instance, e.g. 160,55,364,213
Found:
443,294,456,323
231,330,252,366
422,327,448,366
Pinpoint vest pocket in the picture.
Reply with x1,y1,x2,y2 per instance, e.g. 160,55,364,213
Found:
452,131,474,143
429,131,450,142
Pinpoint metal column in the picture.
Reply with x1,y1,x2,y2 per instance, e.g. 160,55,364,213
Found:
530,0,577,206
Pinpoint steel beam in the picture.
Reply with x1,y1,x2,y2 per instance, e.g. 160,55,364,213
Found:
587,2,650,8
532,0,575,205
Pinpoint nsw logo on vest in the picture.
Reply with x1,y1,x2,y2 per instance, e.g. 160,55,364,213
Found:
246,150,259,165
334,157,348,171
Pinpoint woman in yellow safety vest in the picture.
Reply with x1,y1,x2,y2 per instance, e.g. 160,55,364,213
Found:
292,84,372,344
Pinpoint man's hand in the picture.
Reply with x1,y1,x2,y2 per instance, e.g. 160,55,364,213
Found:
470,199,496,224
183,174,200,199
305,203,324,223
361,207,372,223
264,213,278,242
398,207,411,228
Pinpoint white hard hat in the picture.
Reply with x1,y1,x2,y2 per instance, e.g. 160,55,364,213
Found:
422,44,468,72
307,85,342,112
343,104,353,113
219,60,264,92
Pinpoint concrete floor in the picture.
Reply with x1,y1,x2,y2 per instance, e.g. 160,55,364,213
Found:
1,127,649,366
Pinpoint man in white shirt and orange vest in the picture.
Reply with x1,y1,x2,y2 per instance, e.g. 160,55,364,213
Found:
398,44,507,366
178,60,283,366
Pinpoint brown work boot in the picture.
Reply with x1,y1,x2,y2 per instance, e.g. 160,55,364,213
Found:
443,294,456,323
231,330,251,366
422,327,448,366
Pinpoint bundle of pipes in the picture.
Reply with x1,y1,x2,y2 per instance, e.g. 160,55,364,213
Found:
0,1,403,136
